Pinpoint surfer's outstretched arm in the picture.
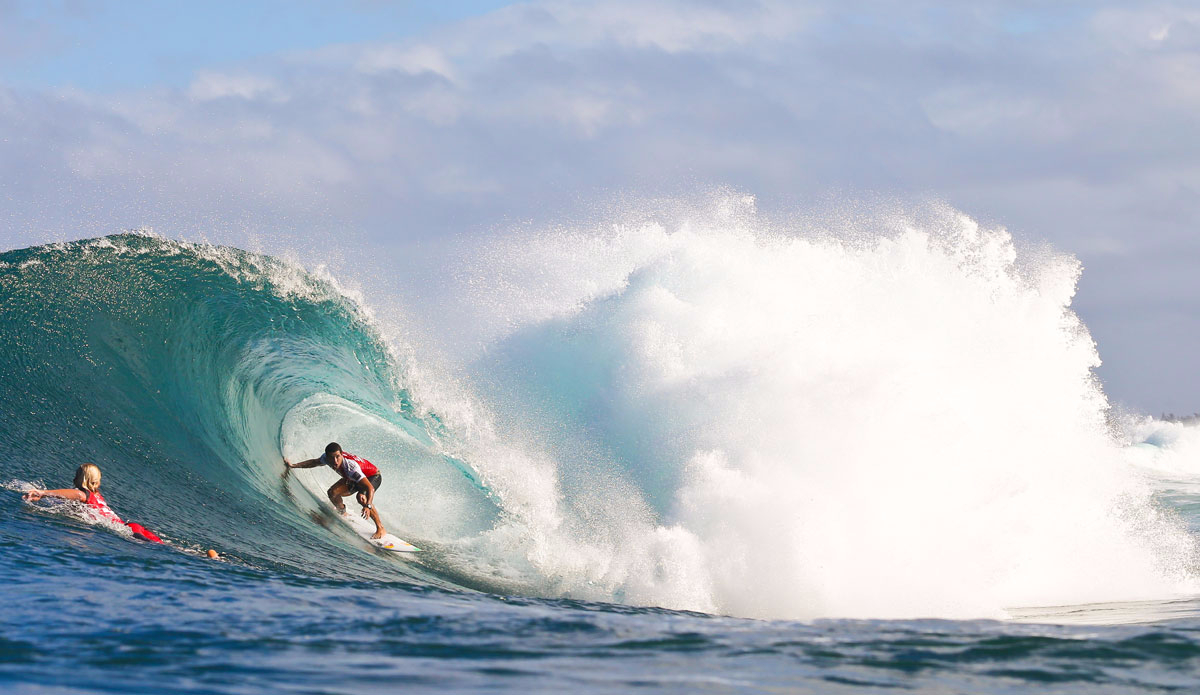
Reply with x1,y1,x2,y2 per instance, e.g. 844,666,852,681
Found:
284,457,323,470
23,488,87,503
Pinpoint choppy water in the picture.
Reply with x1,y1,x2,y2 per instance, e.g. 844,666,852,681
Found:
7,505,1200,694
3,225,1200,693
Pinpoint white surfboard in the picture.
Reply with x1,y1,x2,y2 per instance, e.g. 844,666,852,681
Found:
339,509,420,553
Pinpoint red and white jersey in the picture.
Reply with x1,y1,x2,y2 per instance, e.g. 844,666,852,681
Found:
84,490,124,525
321,451,379,483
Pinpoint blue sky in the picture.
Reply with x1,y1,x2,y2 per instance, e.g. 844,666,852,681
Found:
1,0,516,89
1,1,1199,414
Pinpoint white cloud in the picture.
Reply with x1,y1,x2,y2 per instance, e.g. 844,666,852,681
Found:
355,44,458,80
187,71,287,102
406,0,817,63
921,89,1068,141
1090,6,1200,51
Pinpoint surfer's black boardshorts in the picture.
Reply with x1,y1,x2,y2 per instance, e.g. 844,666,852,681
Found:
355,474,382,492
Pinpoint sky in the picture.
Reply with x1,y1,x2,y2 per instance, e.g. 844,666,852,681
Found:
0,0,1198,414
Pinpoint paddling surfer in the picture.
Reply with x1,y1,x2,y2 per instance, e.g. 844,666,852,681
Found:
23,463,164,543
284,442,386,539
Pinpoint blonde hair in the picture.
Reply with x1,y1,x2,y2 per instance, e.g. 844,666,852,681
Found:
73,464,102,492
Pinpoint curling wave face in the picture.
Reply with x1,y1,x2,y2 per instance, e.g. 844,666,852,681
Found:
0,234,495,585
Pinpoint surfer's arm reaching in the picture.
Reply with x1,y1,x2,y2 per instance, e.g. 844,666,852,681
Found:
283,457,324,470
22,488,86,503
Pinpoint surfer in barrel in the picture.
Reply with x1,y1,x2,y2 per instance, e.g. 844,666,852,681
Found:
22,463,163,543
284,442,387,539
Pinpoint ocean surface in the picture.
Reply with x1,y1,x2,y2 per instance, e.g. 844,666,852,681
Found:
4,227,1200,694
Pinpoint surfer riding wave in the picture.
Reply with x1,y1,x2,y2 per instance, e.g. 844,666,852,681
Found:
285,442,386,539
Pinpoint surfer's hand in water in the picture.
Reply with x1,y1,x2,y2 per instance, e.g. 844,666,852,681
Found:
22,490,43,502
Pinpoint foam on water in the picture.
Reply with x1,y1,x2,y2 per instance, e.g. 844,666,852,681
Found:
5,481,136,540
398,196,1198,620
1123,418,1200,476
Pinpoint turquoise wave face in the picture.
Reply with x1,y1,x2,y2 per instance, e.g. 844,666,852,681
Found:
0,234,496,582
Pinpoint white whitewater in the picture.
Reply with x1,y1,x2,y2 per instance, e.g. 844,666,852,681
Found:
339,196,1200,620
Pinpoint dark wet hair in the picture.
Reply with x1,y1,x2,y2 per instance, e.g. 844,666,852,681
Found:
325,442,342,455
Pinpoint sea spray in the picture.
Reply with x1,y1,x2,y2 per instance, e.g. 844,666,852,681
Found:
433,197,1197,619
1123,417,1200,471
